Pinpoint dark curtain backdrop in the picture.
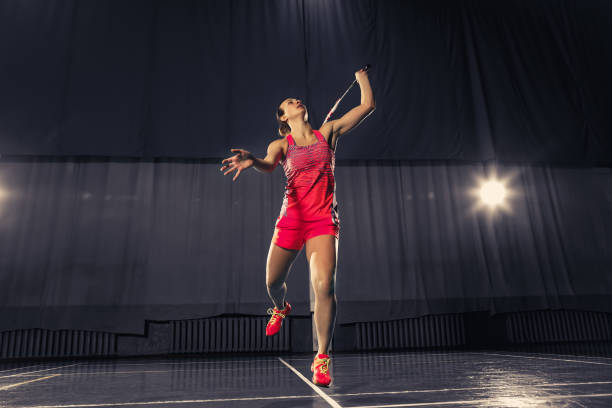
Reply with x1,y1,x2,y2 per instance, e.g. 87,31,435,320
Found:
0,0,611,164
0,158,610,334
1,0,611,335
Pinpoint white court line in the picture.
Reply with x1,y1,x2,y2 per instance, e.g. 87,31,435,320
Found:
0,363,50,374
22,369,250,377
9,382,612,408
348,393,612,407
11,394,316,408
0,352,463,378
471,352,612,366
2,366,270,378
65,358,281,368
278,357,343,408
325,381,612,398
5,365,612,395
22,352,458,373
0,374,60,391
79,352,461,367
8,361,612,397
0,363,80,379
502,350,612,362
69,351,609,368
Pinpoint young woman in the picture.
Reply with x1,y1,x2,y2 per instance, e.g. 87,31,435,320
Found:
220,68,374,387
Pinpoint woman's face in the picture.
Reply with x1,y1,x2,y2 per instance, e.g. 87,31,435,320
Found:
281,98,307,122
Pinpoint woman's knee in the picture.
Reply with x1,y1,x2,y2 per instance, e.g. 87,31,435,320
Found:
266,270,286,290
266,242,298,289
312,274,335,297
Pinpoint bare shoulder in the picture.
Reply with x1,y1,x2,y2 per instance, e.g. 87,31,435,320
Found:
268,137,288,160
318,121,334,141
267,137,286,149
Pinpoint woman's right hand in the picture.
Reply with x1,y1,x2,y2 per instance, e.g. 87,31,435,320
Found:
220,148,254,181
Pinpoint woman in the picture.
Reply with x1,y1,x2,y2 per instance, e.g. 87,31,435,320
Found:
220,68,374,387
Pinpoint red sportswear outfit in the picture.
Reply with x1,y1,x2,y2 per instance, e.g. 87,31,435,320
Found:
272,130,339,250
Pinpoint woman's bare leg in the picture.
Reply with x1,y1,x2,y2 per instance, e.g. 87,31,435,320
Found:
266,242,300,309
305,234,338,355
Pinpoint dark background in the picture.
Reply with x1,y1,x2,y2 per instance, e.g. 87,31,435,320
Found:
0,0,610,335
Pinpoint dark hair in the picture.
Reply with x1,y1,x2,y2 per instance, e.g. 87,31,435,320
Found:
276,104,291,137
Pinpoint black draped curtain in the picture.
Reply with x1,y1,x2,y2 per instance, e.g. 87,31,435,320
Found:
0,0,611,163
1,0,611,334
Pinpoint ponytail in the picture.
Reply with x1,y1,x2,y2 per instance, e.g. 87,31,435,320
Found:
276,106,291,137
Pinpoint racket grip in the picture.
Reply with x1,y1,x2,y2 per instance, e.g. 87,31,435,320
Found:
363,64,372,72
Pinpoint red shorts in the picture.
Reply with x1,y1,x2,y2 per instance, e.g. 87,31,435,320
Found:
272,216,339,251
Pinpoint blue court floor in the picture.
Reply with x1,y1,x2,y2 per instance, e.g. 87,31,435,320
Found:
2,345,612,407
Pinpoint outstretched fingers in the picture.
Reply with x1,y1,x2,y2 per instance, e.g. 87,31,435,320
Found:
220,154,238,172
233,168,242,181
223,166,235,176
220,149,245,181
221,154,237,165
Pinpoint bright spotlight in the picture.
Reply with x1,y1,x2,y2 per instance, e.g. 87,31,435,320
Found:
469,170,517,216
479,180,506,207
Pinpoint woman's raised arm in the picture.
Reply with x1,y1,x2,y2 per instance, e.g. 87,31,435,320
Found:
328,69,375,138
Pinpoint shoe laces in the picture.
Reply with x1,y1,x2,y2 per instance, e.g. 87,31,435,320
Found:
314,356,330,374
266,307,286,324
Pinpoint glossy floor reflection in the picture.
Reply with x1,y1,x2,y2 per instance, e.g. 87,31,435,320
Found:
2,344,612,407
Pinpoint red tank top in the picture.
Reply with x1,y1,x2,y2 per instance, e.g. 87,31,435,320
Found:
279,130,339,224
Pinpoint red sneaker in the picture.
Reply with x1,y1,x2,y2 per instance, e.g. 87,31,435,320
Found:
265,302,291,336
311,353,332,387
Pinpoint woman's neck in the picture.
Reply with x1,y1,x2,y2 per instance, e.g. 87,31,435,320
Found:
288,120,313,140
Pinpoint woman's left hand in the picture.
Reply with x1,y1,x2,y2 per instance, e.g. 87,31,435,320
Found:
220,148,254,181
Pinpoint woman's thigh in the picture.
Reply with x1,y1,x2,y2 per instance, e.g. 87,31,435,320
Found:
266,240,301,287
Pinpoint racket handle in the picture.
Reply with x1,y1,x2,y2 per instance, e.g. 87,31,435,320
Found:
363,64,372,72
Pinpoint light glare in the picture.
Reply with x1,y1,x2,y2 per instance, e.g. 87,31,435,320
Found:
469,169,518,216
479,180,506,207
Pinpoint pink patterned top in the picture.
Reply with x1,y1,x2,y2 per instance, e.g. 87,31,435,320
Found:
279,130,339,225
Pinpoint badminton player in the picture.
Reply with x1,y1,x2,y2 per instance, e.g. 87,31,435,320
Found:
220,67,374,387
